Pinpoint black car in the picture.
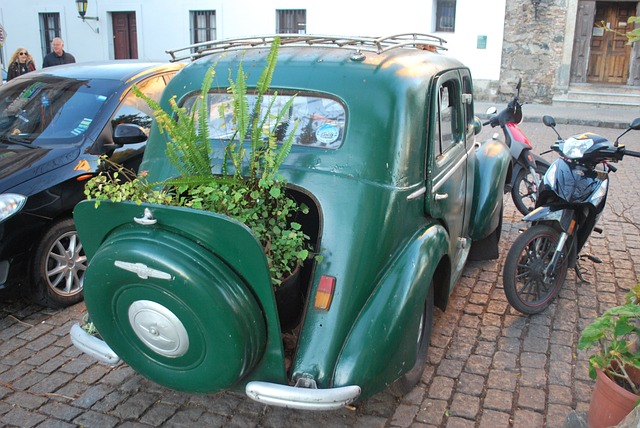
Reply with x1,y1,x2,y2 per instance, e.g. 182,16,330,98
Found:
0,61,184,308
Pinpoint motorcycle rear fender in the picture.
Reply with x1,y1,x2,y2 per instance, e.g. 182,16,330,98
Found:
523,205,575,233
469,138,511,240
332,224,448,399
74,199,287,384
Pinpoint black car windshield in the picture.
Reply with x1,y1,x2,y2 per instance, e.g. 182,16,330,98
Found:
0,76,120,146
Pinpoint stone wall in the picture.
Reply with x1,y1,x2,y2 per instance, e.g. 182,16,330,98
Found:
494,0,570,103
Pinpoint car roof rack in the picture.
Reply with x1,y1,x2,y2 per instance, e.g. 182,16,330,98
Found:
166,33,448,62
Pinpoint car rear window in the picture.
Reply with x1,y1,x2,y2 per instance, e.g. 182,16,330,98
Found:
182,91,346,150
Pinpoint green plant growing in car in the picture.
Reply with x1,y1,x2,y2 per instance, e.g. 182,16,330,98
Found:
85,36,318,286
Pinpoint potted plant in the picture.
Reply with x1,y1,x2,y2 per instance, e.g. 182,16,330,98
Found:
84,37,317,291
578,284,640,427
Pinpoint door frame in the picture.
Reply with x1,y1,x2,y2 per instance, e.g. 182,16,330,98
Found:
570,0,640,86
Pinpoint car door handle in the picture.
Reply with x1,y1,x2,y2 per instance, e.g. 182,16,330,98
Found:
435,193,448,200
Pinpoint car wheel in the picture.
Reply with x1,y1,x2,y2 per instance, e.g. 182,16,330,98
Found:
30,218,86,308
390,282,434,396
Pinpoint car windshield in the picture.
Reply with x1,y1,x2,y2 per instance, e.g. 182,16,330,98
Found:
182,91,346,150
0,76,120,146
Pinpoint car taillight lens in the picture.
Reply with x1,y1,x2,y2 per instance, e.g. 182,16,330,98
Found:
314,275,336,311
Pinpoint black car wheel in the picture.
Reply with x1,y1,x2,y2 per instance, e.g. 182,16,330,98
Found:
30,218,86,308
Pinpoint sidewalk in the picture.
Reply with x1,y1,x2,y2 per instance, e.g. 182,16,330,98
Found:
475,101,640,129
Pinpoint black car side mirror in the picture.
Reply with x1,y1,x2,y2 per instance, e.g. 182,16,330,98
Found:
113,123,148,145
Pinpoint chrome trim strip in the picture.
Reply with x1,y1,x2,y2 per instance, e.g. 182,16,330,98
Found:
432,145,473,193
245,381,361,410
70,324,121,366
407,186,427,200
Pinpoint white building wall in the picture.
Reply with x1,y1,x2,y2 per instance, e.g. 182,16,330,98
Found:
0,0,505,82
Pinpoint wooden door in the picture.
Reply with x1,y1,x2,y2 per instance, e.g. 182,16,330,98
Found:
588,2,635,84
113,12,138,59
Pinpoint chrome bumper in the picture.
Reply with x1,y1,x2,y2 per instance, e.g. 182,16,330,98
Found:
70,323,121,365
245,381,361,410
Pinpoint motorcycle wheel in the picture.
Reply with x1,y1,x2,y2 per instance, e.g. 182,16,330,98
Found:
511,163,548,216
503,224,568,315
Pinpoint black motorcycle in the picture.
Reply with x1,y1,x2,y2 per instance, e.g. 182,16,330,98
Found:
503,115,640,314
485,79,551,215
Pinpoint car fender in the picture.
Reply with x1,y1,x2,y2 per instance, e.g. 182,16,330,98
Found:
332,223,448,397
468,138,510,240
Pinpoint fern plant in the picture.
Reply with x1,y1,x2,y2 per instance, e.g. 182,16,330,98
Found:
85,37,317,285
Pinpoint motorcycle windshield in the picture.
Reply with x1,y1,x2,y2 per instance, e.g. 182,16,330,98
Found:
548,160,601,204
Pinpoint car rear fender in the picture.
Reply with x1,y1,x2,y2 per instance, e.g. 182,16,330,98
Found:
74,200,287,389
468,138,510,240
331,223,448,397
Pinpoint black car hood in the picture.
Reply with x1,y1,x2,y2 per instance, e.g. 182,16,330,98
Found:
0,145,81,194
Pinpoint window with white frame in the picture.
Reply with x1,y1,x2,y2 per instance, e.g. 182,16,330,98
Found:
276,10,306,34
190,10,216,46
40,13,61,57
435,0,456,32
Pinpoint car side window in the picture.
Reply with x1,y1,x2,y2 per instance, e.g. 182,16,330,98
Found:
434,80,460,157
111,75,168,132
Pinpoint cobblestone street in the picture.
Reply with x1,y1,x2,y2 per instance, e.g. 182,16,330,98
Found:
0,122,638,427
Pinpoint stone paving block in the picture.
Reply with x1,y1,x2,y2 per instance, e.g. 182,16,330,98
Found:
39,401,84,420
71,383,113,408
415,398,448,426
484,388,514,412
0,362,33,384
111,391,157,420
0,337,28,358
437,358,464,378
464,354,492,376
139,401,180,426
1,406,47,427
513,408,544,427
24,345,64,367
492,350,517,370
91,389,129,412
73,409,120,428
474,340,497,357
487,369,518,391
449,393,479,420
520,351,547,369
391,403,419,427
478,409,512,428
518,386,546,412
445,415,476,427
548,384,573,406
547,403,574,428
427,376,454,401
35,420,76,428
456,372,484,396
4,390,48,409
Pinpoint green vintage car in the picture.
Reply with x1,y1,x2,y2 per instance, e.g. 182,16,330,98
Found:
70,34,510,410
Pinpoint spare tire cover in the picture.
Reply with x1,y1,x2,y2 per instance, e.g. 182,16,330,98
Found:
84,226,267,392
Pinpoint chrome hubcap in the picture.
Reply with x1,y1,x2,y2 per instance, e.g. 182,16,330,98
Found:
128,300,189,358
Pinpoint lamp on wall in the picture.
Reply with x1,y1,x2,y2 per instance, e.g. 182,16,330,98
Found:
76,0,99,21
531,0,542,20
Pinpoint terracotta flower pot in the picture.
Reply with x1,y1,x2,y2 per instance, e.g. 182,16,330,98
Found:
588,368,640,428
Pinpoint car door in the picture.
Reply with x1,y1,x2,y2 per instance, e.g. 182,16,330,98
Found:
428,71,470,283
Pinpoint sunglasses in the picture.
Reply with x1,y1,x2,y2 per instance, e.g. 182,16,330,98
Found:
19,52,28,56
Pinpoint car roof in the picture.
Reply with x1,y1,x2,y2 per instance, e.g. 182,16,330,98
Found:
19,61,185,84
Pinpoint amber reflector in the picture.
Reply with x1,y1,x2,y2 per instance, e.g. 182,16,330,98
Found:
76,174,93,181
314,275,336,310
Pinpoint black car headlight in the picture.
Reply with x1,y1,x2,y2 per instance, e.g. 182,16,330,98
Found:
0,194,27,222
